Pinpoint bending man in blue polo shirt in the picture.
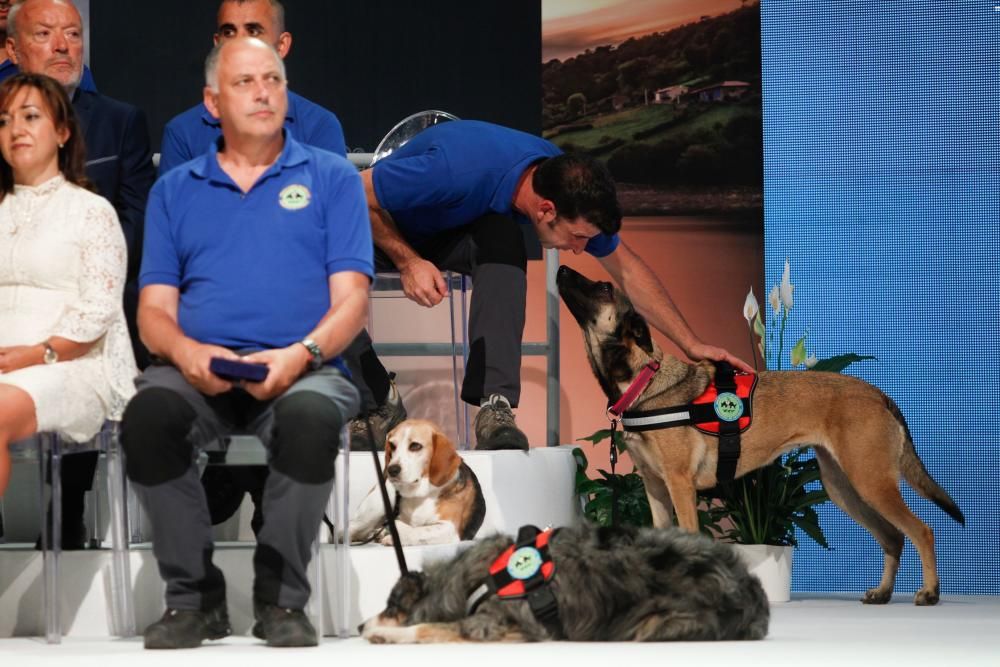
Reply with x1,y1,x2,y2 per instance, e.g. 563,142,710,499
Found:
158,0,346,175
120,37,372,649
360,120,752,449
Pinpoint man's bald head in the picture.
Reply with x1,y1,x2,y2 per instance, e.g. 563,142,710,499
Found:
6,0,84,89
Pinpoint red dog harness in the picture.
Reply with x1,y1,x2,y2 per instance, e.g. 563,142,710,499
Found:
465,526,562,637
618,362,757,482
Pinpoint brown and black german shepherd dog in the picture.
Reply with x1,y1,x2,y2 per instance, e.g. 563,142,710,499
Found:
556,265,964,606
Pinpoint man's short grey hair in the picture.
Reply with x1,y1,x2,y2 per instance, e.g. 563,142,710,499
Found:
204,37,286,92
222,0,285,34
8,1,27,39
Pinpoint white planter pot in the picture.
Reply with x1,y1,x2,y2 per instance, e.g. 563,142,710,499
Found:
733,544,793,603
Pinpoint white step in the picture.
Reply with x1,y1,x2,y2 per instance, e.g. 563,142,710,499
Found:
0,446,582,637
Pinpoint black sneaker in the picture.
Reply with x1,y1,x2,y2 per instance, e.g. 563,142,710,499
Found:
474,394,529,450
252,600,318,647
143,605,231,649
349,377,407,450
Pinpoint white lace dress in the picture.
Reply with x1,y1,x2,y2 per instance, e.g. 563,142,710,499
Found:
0,175,138,441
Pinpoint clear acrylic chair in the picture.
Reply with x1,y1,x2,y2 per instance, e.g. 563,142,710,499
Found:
369,271,471,447
5,421,133,643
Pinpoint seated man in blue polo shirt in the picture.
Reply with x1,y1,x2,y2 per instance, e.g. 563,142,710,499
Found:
360,120,752,449
158,0,346,175
121,37,372,649
159,0,398,540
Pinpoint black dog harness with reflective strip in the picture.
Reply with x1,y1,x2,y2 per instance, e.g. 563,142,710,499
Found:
620,362,757,482
465,525,562,637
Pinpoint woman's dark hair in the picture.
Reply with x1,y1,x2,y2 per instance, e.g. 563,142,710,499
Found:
532,153,622,235
0,73,89,201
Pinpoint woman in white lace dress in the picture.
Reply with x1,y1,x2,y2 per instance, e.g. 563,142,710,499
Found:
0,73,137,496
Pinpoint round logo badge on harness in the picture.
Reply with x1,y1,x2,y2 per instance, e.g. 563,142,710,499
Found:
713,391,744,422
507,546,543,580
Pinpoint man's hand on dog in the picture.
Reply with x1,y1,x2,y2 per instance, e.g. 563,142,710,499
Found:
687,341,755,374
399,258,448,307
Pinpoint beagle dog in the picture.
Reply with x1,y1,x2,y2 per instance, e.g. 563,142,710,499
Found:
349,419,486,546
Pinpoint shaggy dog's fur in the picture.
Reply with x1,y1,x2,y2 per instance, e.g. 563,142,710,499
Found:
361,523,769,643
556,265,965,606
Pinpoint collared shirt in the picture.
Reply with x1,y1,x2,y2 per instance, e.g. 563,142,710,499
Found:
372,120,620,258
141,134,372,352
0,58,98,92
158,90,347,175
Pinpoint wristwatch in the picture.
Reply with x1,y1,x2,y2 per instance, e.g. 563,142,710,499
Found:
42,341,58,365
299,337,324,371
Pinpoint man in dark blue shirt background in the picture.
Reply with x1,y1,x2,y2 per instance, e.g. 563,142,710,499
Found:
157,0,346,175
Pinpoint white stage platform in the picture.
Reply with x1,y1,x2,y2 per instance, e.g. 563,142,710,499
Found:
1,595,996,667
1,447,583,637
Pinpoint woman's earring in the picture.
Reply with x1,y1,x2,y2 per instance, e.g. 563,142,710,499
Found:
58,143,64,149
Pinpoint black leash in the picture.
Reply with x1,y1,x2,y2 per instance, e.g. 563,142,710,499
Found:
364,413,409,576
609,419,620,528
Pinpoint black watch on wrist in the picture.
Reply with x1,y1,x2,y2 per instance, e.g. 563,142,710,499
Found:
299,337,324,371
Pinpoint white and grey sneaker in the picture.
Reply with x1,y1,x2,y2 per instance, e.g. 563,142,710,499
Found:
474,394,529,450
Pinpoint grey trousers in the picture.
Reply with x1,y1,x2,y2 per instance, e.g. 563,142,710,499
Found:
122,364,359,611
343,213,528,409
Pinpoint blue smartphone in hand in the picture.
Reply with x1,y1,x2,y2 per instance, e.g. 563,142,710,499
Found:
209,357,270,383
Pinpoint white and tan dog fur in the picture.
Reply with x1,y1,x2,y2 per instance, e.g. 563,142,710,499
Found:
349,419,485,546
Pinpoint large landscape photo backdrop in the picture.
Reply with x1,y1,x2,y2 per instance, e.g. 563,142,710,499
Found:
543,0,762,216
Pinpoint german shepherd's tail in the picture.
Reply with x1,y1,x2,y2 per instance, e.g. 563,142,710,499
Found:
885,395,965,526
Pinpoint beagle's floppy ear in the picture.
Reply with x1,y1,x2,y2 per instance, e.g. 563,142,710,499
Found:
382,428,395,475
428,430,462,487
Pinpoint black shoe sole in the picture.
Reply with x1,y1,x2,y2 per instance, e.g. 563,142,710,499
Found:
144,622,231,649
252,621,318,647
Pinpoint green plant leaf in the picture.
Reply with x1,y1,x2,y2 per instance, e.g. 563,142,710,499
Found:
790,335,808,367
808,354,877,373
578,429,614,445
792,511,830,549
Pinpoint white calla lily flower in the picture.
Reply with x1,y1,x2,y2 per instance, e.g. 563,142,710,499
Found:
743,287,759,323
769,284,781,315
780,258,794,310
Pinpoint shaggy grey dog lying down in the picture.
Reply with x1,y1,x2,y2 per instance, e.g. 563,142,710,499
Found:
361,523,769,643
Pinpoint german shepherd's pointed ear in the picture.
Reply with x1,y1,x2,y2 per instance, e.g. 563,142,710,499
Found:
429,431,462,487
625,308,655,355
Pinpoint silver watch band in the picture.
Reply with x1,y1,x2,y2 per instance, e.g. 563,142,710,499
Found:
300,337,324,370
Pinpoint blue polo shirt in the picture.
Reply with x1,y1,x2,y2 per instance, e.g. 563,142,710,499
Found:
0,58,98,91
141,134,373,353
372,120,619,258
158,90,347,175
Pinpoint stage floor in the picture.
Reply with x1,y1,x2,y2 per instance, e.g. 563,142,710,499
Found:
2,594,996,666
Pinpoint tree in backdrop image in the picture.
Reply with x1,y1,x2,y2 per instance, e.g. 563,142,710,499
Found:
542,0,762,215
